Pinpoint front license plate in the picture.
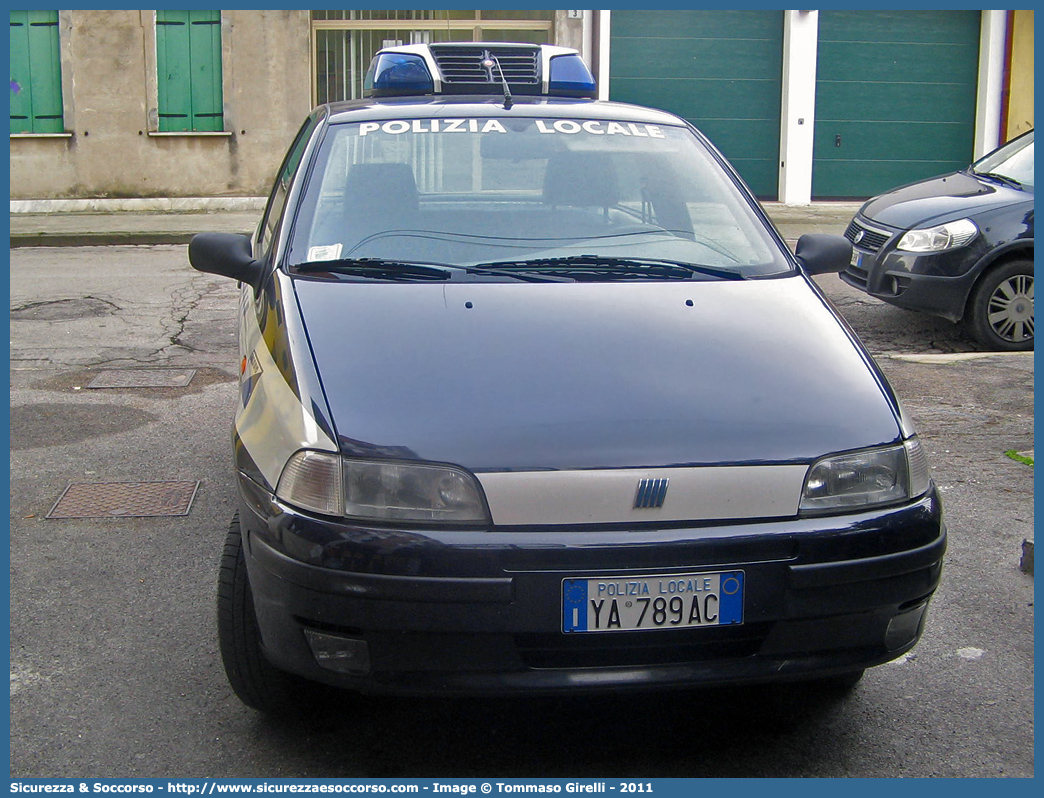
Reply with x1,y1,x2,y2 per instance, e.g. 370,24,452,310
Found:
850,249,862,267
562,571,744,633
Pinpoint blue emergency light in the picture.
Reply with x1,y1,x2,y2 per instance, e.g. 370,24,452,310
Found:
364,53,434,97
363,43,596,99
547,53,597,97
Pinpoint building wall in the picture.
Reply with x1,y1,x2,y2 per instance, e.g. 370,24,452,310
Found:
1006,9,1034,138
10,9,1031,202
608,10,784,199
553,10,585,52
603,9,1031,202
9,10,311,200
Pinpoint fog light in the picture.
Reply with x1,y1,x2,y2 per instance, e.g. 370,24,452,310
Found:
304,629,371,675
885,603,928,650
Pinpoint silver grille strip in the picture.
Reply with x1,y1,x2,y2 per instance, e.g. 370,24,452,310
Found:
477,466,808,526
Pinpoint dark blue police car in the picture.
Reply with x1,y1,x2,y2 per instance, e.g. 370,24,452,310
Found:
190,43,945,714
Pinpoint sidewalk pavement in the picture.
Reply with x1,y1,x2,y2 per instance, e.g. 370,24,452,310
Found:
9,208,265,247
9,201,865,248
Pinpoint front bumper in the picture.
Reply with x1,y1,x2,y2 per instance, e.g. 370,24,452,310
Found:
238,476,946,695
840,217,986,322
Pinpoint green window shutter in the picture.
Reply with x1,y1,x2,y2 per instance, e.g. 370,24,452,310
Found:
157,9,223,132
9,11,32,133
10,10,64,134
156,10,191,131
188,10,222,131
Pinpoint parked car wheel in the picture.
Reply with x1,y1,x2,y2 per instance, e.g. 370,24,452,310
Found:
965,259,1034,351
217,512,329,716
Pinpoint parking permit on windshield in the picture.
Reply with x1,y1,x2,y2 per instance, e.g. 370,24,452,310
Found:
308,244,342,262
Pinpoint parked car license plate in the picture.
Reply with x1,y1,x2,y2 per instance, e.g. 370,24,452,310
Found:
562,571,744,633
850,249,862,267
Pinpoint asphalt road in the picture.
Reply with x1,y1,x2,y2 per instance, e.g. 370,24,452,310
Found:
8,245,1034,778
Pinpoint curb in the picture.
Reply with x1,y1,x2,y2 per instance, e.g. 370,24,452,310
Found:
888,352,1036,363
10,231,254,248
9,197,857,216
10,196,267,214
12,232,196,248
9,198,860,249
1021,539,1034,576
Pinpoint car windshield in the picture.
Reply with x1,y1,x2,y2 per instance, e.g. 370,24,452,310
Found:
287,116,792,278
971,130,1034,188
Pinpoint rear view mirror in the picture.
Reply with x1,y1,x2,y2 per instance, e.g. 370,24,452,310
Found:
795,234,852,275
189,233,264,289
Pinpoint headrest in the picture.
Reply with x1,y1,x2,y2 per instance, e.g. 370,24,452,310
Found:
344,162,419,213
543,152,618,208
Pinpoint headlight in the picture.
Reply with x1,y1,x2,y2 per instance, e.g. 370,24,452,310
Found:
800,439,932,513
344,459,488,522
896,218,977,252
276,451,489,523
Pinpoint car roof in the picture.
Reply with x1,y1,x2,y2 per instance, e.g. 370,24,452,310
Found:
321,95,689,127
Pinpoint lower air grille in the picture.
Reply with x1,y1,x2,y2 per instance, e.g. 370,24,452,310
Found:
841,265,870,289
516,623,770,669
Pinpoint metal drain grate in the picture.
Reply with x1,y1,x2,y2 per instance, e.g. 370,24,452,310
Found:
86,369,196,389
46,481,200,519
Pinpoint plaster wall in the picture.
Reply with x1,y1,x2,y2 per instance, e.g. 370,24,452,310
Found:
553,11,585,52
1006,9,1034,138
10,10,311,199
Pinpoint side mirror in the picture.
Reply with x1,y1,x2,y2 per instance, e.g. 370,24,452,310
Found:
795,233,852,275
189,233,264,289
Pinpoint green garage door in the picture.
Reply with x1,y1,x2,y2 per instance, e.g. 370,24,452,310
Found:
813,10,981,199
609,10,783,199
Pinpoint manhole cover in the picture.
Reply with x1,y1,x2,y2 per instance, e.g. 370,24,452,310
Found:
86,369,196,389
46,481,200,519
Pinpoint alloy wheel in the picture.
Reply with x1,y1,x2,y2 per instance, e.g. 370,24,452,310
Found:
987,273,1034,344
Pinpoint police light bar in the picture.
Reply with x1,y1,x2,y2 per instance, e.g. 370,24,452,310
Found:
363,43,597,99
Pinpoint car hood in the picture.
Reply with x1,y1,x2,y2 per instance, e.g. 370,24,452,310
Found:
861,170,1031,229
293,277,901,472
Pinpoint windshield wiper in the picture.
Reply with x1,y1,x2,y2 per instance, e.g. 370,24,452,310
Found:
974,170,1023,189
292,257,569,283
464,265,574,283
471,255,746,281
292,258,458,281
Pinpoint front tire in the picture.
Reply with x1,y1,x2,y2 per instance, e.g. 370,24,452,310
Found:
217,512,328,716
965,259,1034,351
